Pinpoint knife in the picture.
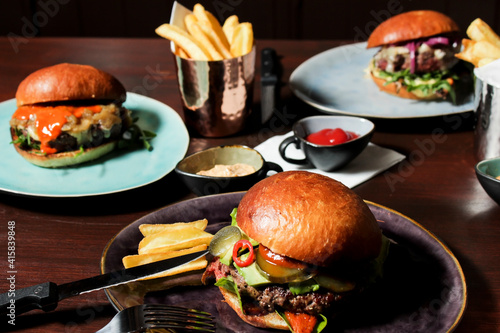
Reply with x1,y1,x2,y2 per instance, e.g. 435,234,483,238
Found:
260,48,280,124
0,249,208,315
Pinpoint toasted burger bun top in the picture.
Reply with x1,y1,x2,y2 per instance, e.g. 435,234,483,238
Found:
236,171,382,267
15,63,126,107
367,10,459,48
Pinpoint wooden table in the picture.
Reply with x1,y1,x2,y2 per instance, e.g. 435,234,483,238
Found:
0,37,499,332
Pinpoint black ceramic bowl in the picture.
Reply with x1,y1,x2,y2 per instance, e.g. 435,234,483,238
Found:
279,116,375,171
475,157,500,205
175,145,282,196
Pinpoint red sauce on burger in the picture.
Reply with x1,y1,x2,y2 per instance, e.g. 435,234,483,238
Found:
13,105,103,154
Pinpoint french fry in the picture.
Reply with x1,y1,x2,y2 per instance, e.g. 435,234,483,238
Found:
222,15,239,46
138,226,213,254
467,18,500,48
140,238,212,255
173,45,190,59
473,40,500,59
230,22,254,57
197,21,233,58
122,244,208,280
455,39,479,67
478,57,496,67
139,219,208,237
123,219,215,281
193,4,232,58
184,14,223,60
155,23,210,60
456,18,500,67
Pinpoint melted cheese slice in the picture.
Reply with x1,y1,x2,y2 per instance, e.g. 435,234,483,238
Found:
11,104,123,154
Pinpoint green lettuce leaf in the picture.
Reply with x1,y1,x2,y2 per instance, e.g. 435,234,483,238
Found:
214,276,244,312
289,279,320,296
376,67,458,103
364,234,391,286
230,208,238,226
11,128,41,151
230,208,259,246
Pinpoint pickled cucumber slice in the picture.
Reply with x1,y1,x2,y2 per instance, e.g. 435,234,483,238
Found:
208,225,242,257
314,274,356,293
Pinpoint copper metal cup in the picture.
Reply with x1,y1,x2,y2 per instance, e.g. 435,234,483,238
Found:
173,47,256,137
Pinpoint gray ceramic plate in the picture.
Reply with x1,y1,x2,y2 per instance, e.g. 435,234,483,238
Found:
101,192,466,332
289,42,474,119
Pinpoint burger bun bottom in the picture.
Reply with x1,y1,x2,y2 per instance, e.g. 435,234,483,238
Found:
219,287,289,330
11,129,117,168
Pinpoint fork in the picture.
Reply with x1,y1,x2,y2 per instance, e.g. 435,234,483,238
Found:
96,304,217,333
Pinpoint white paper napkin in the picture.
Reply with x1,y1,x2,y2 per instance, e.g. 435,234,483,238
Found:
254,132,406,188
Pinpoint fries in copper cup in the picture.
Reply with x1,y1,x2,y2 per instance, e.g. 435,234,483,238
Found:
155,3,254,60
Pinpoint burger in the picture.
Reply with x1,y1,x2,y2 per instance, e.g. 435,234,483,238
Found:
367,10,461,101
10,63,135,168
203,171,388,332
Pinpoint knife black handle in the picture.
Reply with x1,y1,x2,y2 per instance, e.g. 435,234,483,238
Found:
0,282,59,315
261,48,278,85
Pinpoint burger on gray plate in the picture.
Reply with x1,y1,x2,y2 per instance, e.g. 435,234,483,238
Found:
367,10,462,101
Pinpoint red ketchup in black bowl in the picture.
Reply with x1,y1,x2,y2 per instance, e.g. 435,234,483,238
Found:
279,116,375,172
306,128,359,146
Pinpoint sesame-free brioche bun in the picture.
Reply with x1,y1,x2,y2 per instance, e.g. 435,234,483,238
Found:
236,171,382,267
15,63,126,106
367,10,459,48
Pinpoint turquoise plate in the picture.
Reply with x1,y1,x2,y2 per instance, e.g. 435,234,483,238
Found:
289,42,474,119
0,92,189,197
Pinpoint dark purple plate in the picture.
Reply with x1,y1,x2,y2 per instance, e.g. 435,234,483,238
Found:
100,192,466,332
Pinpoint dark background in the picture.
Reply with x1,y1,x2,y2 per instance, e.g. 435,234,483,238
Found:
1,0,499,40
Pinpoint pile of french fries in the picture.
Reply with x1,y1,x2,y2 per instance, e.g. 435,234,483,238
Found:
122,219,213,280
456,18,500,67
155,3,253,61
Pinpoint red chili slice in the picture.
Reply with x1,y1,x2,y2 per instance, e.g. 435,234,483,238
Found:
232,239,255,267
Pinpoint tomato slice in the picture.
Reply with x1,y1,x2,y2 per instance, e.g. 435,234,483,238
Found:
232,239,255,267
285,311,318,333
258,245,307,269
